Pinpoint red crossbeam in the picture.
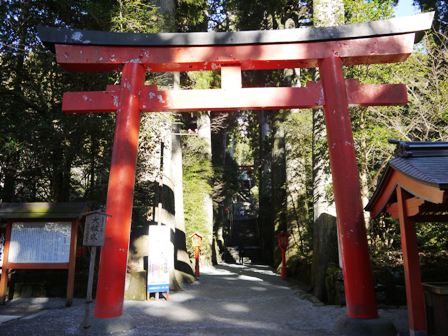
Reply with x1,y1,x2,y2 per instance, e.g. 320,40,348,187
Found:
62,80,407,113
55,34,415,72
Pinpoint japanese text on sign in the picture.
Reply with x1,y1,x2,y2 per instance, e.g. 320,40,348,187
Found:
9,222,71,263
83,212,107,247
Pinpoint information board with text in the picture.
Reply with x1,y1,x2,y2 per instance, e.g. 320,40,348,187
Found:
9,222,72,263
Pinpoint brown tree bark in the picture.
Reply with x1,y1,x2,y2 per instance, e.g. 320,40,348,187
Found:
311,0,344,302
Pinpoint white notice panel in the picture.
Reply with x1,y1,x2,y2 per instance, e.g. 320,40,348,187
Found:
147,225,172,293
9,222,71,263
0,233,5,266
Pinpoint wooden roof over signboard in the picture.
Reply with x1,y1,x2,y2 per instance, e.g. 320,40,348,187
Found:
0,202,89,220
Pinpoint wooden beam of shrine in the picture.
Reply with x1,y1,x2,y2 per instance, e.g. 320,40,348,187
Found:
414,215,448,223
387,197,425,219
55,34,415,73
368,170,446,218
62,80,407,113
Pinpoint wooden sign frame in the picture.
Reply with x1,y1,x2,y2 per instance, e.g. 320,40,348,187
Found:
0,219,79,306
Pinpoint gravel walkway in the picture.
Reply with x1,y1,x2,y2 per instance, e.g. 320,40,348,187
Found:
0,263,409,335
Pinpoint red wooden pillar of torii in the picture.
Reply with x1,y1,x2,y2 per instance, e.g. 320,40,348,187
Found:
94,63,145,317
37,12,433,320
319,57,377,318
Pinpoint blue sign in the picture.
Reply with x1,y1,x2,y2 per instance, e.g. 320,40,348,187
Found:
147,284,170,293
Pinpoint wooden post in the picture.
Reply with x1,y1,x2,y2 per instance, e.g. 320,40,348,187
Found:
319,56,377,319
194,247,200,279
277,232,289,280
66,220,79,307
86,247,97,302
280,249,287,279
83,246,97,328
396,186,427,335
0,223,11,304
95,63,146,318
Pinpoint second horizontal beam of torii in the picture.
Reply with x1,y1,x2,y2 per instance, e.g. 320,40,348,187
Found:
63,79,406,113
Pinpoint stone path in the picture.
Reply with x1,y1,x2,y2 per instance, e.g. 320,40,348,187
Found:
0,264,408,335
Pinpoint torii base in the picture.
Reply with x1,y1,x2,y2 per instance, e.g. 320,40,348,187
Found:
335,316,397,336
81,312,135,334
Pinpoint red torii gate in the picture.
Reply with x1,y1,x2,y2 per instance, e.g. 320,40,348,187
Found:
38,12,433,322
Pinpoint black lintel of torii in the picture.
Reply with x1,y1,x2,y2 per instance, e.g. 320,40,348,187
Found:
37,12,434,51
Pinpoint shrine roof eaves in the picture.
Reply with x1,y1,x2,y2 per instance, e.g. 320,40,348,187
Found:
390,156,448,189
37,12,434,51
366,140,448,213
0,202,89,220
387,140,448,189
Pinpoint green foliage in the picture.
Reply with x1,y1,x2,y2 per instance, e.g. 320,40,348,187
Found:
416,221,448,254
344,0,396,23
225,0,311,30
346,32,448,268
340,2,448,269
0,0,116,203
182,136,214,257
368,215,401,265
349,32,448,194
284,110,313,258
185,71,219,89
176,0,208,31
233,141,253,166
231,112,255,166
134,113,173,208
109,0,177,211
111,0,162,33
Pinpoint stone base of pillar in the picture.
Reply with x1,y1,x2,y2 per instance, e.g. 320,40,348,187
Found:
81,311,135,334
335,316,397,336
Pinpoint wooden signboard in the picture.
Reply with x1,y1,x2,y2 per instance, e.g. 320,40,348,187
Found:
0,220,79,306
9,222,72,263
81,211,107,328
83,212,107,247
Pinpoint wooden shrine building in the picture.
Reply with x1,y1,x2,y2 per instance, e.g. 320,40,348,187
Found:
366,141,448,336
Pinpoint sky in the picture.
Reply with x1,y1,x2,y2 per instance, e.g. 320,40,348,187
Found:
394,0,421,17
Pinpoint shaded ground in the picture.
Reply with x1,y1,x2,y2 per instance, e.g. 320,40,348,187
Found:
0,264,408,335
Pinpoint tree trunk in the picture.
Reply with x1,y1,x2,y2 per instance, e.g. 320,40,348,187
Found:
197,112,214,264
1,168,17,202
170,122,195,286
1,2,31,202
258,110,274,264
51,145,71,202
359,108,371,229
311,0,344,302
271,110,288,267
161,2,194,285
211,119,228,263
